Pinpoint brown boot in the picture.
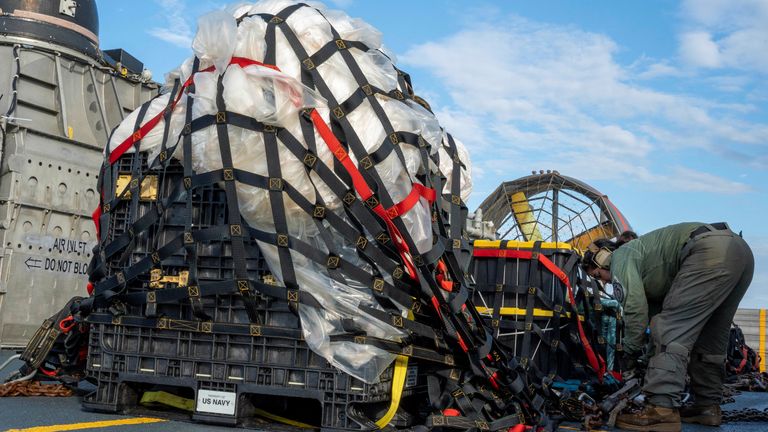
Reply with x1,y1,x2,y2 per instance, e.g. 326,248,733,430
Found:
615,404,681,432
680,404,722,426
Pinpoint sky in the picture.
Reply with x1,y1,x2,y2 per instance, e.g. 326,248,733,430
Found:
98,0,768,307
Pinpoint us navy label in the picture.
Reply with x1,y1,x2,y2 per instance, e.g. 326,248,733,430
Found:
196,389,236,415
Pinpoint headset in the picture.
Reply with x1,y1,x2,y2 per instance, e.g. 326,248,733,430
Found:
587,242,613,269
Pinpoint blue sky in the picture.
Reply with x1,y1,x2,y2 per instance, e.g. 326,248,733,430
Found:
98,0,768,307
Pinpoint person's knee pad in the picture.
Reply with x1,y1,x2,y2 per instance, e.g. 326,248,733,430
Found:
648,342,689,372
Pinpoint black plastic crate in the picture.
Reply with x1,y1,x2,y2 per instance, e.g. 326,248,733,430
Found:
99,152,280,323
470,241,592,380
105,153,265,283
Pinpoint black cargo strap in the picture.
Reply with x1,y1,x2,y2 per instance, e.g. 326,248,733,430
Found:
150,78,182,260
519,241,543,370
488,240,508,333
212,74,264,324
87,312,303,340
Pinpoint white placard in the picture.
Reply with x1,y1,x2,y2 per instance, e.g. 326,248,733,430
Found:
406,365,419,388
196,389,237,415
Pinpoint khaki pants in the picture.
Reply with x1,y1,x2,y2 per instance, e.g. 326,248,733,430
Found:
643,231,753,407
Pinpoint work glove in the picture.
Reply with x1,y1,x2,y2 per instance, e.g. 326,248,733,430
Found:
621,349,644,380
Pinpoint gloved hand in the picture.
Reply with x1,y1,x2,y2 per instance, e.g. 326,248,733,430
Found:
621,349,644,380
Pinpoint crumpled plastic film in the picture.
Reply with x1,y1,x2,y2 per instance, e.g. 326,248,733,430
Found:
439,132,473,202
106,1,473,383
193,10,238,75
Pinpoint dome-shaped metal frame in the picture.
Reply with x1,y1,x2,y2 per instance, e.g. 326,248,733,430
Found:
477,172,631,249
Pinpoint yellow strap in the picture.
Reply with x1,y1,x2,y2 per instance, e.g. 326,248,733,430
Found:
253,408,316,429
139,391,195,412
475,306,584,321
760,309,766,372
473,239,574,251
375,354,409,429
375,310,415,429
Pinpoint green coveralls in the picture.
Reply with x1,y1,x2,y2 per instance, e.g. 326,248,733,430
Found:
611,222,753,408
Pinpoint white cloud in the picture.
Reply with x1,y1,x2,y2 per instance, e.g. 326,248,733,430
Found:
400,16,766,195
679,31,721,68
148,0,194,48
147,28,193,48
329,0,356,8
636,61,684,80
679,0,768,73
654,166,753,194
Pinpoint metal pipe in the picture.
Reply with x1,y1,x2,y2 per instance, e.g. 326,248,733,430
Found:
54,53,70,138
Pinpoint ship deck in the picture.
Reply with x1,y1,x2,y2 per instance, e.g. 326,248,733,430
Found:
1,350,766,431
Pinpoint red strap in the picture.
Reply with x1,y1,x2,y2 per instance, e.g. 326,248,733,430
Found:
78,345,88,362
442,408,461,417
430,296,443,320
736,346,748,373
309,109,421,279
59,316,76,333
38,367,58,377
435,259,454,292
229,57,280,72
610,370,623,382
488,371,501,390
109,114,165,164
108,57,280,165
456,335,469,352
473,248,607,380
473,249,533,259
92,206,102,238
386,183,436,218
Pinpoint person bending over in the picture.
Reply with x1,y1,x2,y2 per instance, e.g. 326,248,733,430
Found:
583,222,753,432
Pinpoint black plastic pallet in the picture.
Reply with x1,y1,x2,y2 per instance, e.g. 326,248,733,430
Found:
84,321,424,430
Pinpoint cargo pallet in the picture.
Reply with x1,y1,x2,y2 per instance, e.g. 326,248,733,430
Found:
84,320,423,430
84,154,425,430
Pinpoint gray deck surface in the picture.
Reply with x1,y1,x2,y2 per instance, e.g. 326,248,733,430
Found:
1,349,767,431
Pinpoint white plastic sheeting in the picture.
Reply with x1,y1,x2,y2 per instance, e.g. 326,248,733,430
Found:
107,0,472,382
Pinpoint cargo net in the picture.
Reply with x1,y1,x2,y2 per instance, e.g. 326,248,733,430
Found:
85,1,549,429
470,241,625,384
477,171,632,250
